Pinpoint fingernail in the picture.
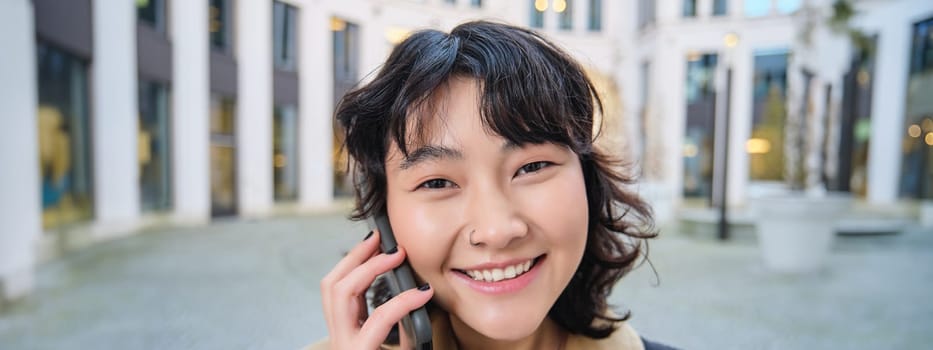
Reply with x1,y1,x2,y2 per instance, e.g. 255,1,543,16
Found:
418,284,431,291
385,246,398,254
363,230,374,241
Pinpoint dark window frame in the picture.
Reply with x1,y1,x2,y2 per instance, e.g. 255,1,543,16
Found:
713,0,727,16
273,1,298,71
137,0,168,33
588,0,602,32
683,0,697,18
210,0,234,54
558,0,573,31
530,0,545,28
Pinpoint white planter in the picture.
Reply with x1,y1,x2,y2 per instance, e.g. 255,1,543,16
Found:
754,193,851,273
921,201,933,227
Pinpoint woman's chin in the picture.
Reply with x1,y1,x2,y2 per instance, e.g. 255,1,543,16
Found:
457,308,547,341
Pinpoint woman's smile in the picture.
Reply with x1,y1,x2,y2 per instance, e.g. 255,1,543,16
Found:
451,254,546,294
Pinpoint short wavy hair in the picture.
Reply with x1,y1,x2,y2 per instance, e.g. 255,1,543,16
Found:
336,20,656,339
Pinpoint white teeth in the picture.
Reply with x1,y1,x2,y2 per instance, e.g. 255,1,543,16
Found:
464,259,535,283
504,265,516,279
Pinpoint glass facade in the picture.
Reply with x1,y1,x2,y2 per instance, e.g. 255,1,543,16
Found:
210,0,232,52
776,0,801,14
588,0,602,31
834,40,874,196
138,80,172,211
530,0,545,28
683,53,718,198
558,0,573,31
332,18,359,197
683,0,697,17
713,0,727,16
745,0,769,17
37,42,94,229
274,105,299,201
900,17,933,199
273,1,297,71
748,50,789,182
210,95,238,216
137,0,166,32
638,0,655,28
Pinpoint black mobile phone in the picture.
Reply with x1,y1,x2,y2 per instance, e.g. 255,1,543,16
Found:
368,212,433,350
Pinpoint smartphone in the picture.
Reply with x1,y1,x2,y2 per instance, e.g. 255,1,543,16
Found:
368,211,433,350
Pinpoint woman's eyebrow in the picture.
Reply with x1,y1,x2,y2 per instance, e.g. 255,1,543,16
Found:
399,145,463,170
398,141,523,170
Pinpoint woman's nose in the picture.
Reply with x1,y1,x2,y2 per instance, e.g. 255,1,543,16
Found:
465,184,528,249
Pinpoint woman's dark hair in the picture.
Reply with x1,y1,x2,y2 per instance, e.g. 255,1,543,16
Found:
337,20,656,339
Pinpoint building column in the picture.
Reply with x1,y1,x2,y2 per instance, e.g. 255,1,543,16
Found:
727,45,752,207
696,0,712,18
91,0,139,234
0,0,40,302
236,0,274,217
656,37,686,210
299,3,335,209
866,14,911,204
171,0,210,224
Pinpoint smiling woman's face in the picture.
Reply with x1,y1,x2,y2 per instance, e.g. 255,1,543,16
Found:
384,77,589,341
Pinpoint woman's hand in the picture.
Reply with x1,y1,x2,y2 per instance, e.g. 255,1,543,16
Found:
320,230,433,349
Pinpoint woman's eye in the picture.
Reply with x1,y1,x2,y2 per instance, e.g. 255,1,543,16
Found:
516,161,552,176
418,178,454,189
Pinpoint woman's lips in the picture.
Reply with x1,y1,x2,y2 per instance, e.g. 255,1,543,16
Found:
452,255,545,294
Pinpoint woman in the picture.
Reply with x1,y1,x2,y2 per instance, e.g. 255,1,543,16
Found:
313,20,671,350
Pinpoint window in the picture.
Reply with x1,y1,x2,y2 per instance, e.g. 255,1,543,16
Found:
332,18,360,196
713,0,727,16
558,0,573,31
470,0,482,8
273,1,298,71
588,0,602,32
776,0,801,14
910,17,933,74
530,0,545,28
683,0,696,17
900,17,933,199
273,105,299,201
210,94,238,216
745,0,800,17
138,79,172,212
210,0,232,51
137,0,166,32
36,42,94,228
748,50,789,182
445,0,456,5
638,0,655,28
744,0,770,17
683,53,718,198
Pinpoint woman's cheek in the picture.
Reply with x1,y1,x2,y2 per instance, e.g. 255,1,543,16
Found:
390,197,457,281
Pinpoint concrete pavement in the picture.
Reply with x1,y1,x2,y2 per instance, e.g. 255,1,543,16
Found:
0,213,930,349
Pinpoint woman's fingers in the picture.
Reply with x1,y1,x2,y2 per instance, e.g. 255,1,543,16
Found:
320,232,433,349
357,285,434,347
331,247,407,331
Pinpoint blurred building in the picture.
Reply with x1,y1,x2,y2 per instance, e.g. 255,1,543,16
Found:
1,0,931,301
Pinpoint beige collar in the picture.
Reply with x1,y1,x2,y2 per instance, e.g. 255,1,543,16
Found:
429,309,644,350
